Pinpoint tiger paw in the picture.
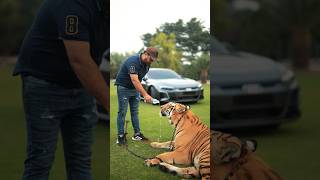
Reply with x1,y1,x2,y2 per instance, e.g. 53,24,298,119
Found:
144,158,160,167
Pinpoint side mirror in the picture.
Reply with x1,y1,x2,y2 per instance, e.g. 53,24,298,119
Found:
142,77,148,81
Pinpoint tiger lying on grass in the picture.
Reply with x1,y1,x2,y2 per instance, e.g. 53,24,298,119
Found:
145,102,283,180
212,131,283,180
144,102,210,179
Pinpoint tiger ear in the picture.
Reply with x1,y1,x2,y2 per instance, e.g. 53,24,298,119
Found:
176,104,190,113
183,105,190,113
174,104,184,113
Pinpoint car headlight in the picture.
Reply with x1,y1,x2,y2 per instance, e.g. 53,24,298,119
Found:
281,69,294,82
160,86,175,91
197,83,203,90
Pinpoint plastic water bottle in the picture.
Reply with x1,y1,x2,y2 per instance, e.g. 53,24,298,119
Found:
144,98,160,104
152,98,160,105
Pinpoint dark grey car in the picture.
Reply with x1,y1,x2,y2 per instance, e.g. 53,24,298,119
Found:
211,37,301,129
141,68,204,103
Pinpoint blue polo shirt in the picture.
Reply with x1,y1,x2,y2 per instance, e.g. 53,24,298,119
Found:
115,54,150,89
13,0,108,88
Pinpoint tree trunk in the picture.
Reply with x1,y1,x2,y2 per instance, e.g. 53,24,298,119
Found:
291,26,312,69
200,69,208,84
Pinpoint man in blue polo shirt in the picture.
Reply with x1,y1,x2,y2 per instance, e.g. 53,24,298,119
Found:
13,0,108,179
115,47,158,145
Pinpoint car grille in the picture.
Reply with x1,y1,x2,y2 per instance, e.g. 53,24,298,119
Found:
212,91,294,121
220,80,280,90
163,91,202,101
177,87,199,91
182,91,197,96
234,94,273,105
159,89,204,102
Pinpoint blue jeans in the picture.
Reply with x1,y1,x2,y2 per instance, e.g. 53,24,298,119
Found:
116,85,141,135
21,76,97,180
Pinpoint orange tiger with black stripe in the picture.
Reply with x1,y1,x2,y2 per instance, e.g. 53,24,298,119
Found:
144,102,210,180
212,131,283,180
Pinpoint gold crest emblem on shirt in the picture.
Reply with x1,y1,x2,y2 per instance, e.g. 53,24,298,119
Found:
65,15,78,35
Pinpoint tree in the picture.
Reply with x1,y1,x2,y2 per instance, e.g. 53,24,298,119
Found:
110,52,132,79
0,0,22,54
141,19,210,82
212,0,231,36
0,0,42,55
142,18,210,60
148,32,182,72
196,53,210,84
259,0,320,69
181,53,210,84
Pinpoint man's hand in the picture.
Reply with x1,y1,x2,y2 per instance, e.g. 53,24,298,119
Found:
130,74,153,104
143,94,153,104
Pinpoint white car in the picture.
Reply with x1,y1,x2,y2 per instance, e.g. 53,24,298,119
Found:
141,68,204,103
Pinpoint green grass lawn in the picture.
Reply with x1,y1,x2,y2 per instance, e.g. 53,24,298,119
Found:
2,61,320,180
109,82,210,180
0,64,108,179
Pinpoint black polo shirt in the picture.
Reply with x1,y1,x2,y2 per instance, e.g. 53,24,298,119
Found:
13,0,108,88
115,54,150,89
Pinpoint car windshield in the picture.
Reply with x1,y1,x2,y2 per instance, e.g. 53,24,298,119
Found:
147,69,181,79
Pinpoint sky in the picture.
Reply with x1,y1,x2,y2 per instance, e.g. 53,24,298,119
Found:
110,0,210,53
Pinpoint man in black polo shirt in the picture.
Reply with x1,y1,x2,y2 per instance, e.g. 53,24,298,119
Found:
13,0,108,179
114,47,158,145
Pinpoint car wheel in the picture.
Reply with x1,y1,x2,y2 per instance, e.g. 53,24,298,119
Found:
149,86,159,100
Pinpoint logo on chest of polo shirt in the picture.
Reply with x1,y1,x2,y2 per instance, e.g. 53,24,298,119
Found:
65,15,79,35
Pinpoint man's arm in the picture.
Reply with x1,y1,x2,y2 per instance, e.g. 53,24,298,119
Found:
130,74,152,103
63,40,109,111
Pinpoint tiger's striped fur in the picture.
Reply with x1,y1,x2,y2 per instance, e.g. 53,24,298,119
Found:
145,102,211,179
212,130,283,180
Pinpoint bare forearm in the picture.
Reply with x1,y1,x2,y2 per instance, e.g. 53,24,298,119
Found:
130,74,152,103
131,79,148,96
63,40,109,111
70,58,108,104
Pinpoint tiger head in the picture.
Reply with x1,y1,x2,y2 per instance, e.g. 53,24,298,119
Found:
160,102,190,125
